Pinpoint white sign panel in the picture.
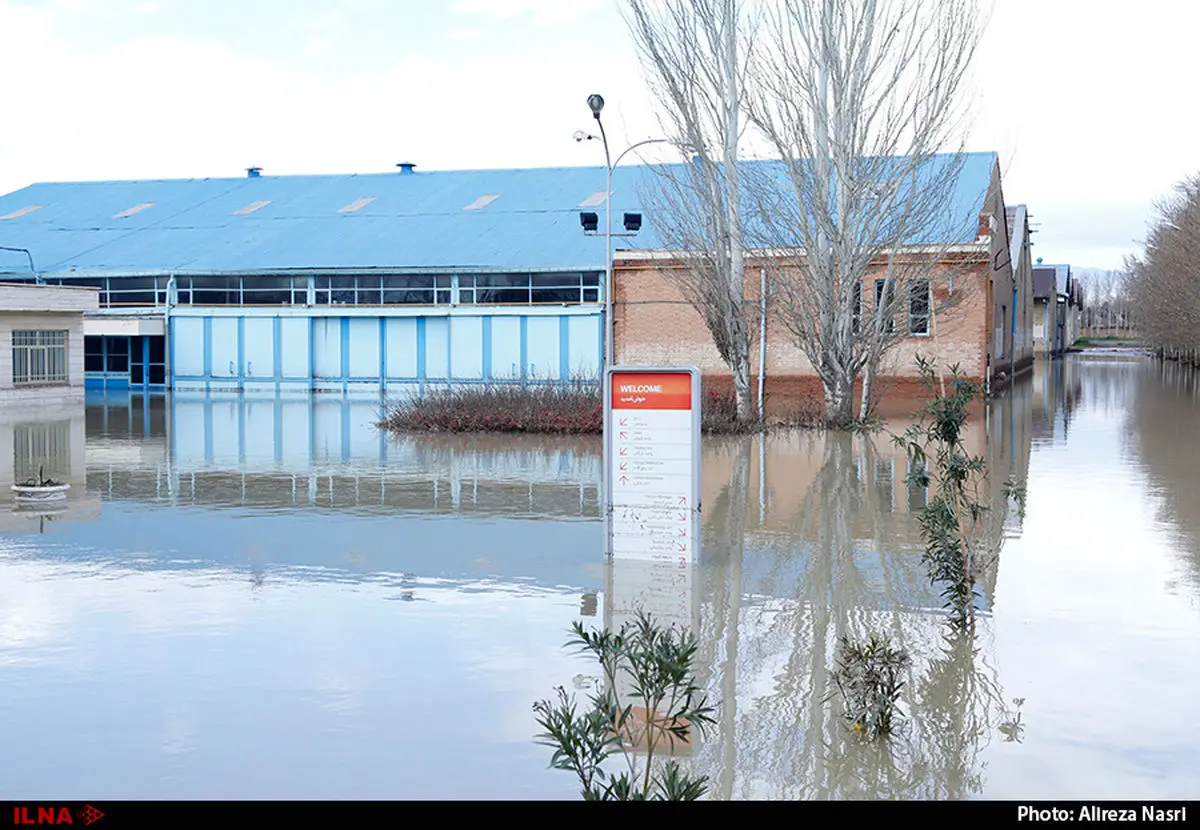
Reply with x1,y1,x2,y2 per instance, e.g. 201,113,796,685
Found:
604,366,702,563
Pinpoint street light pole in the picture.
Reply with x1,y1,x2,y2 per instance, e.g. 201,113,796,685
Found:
580,94,669,370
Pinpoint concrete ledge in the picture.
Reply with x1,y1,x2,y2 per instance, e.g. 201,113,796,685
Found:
0,385,85,410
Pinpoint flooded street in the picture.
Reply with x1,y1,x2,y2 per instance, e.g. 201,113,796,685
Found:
2,355,1200,799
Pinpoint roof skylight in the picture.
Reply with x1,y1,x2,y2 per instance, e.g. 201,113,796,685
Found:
0,205,44,220
463,193,501,211
578,191,611,208
233,200,272,216
338,197,377,213
113,202,155,218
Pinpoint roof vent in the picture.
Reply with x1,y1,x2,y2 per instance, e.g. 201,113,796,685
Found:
247,167,262,178
397,162,417,174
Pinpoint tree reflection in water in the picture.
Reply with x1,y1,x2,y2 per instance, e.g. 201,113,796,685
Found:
676,388,1029,799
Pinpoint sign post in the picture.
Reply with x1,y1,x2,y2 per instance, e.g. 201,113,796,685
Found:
603,366,703,755
603,366,701,563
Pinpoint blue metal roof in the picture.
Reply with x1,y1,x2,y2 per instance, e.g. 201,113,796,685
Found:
0,153,998,278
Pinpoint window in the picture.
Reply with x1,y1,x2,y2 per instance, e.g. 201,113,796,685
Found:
241,275,294,305
12,330,68,386
106,276,160,306
471,273,532,304
909,280,930,335
84,336,104,372
188,276,240,305
874,279,897,333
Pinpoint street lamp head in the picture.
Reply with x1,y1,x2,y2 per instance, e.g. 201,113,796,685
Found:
573,130,589,142
587,94,604,118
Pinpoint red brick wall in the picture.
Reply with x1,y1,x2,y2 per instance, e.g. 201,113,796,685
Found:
614,254,991,412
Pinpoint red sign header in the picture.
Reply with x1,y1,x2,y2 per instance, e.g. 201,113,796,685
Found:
610,371,693,411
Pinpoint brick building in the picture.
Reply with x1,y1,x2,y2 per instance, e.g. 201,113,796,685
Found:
614,152,1034,413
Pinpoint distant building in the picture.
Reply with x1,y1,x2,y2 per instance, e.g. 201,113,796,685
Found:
1031,261,1081,357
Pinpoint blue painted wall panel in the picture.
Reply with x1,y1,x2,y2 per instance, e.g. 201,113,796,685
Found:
424,318,449,380
568,315,601,380
526,317,560,380
172,317,205,377
450,317,484,380
279,318,310,379
385,318,418,378
312,317,342,378
210,318,239,378
348,318,380,378
243,317,275,381
490,316,521,380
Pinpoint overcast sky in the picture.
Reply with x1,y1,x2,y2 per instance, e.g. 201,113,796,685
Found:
0,0,1196,271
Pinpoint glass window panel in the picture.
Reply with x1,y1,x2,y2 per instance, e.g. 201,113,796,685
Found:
532,273,580,288
383,275,435,290
472,273,530,288
476,288,529,304
382,289,434,304
330,275,355,304
582,287,600,303
147,336,165,363
435,289,451,304
148,364,166,385
457,288,476,304
131,363,144,384
189,276,239,304
532,287,581,303
909,280,930,334
582,272,602,286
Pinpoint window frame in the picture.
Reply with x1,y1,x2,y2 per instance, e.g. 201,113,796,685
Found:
908,279,931,336
12,329,69,387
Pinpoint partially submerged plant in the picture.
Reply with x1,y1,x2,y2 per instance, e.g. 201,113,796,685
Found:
19,465,61,488
532,610,716,801
892,357,999,631
829,634,911,741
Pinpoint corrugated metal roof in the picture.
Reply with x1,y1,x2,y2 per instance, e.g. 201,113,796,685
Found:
0,153,998,277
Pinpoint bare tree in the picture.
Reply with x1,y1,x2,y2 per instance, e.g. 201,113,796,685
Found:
742,0,986,425
623,0,759,422
1128,173,1200,362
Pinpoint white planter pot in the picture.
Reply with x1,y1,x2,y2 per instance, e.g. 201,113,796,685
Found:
11,483,71,501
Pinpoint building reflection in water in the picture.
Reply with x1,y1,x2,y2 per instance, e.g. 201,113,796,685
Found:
0,394,100,533
6,372,1044,798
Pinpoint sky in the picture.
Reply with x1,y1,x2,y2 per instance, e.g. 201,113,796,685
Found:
0,0,1197,271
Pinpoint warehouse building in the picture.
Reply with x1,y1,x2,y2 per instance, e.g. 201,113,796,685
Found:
0,153,1028,405
0,163,646,396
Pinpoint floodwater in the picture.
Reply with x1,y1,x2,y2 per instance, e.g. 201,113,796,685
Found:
2,354,1199,800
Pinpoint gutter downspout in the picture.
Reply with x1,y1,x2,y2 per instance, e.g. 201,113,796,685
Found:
1011,282,1017,382
165,274,175,390
758,266,767,423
